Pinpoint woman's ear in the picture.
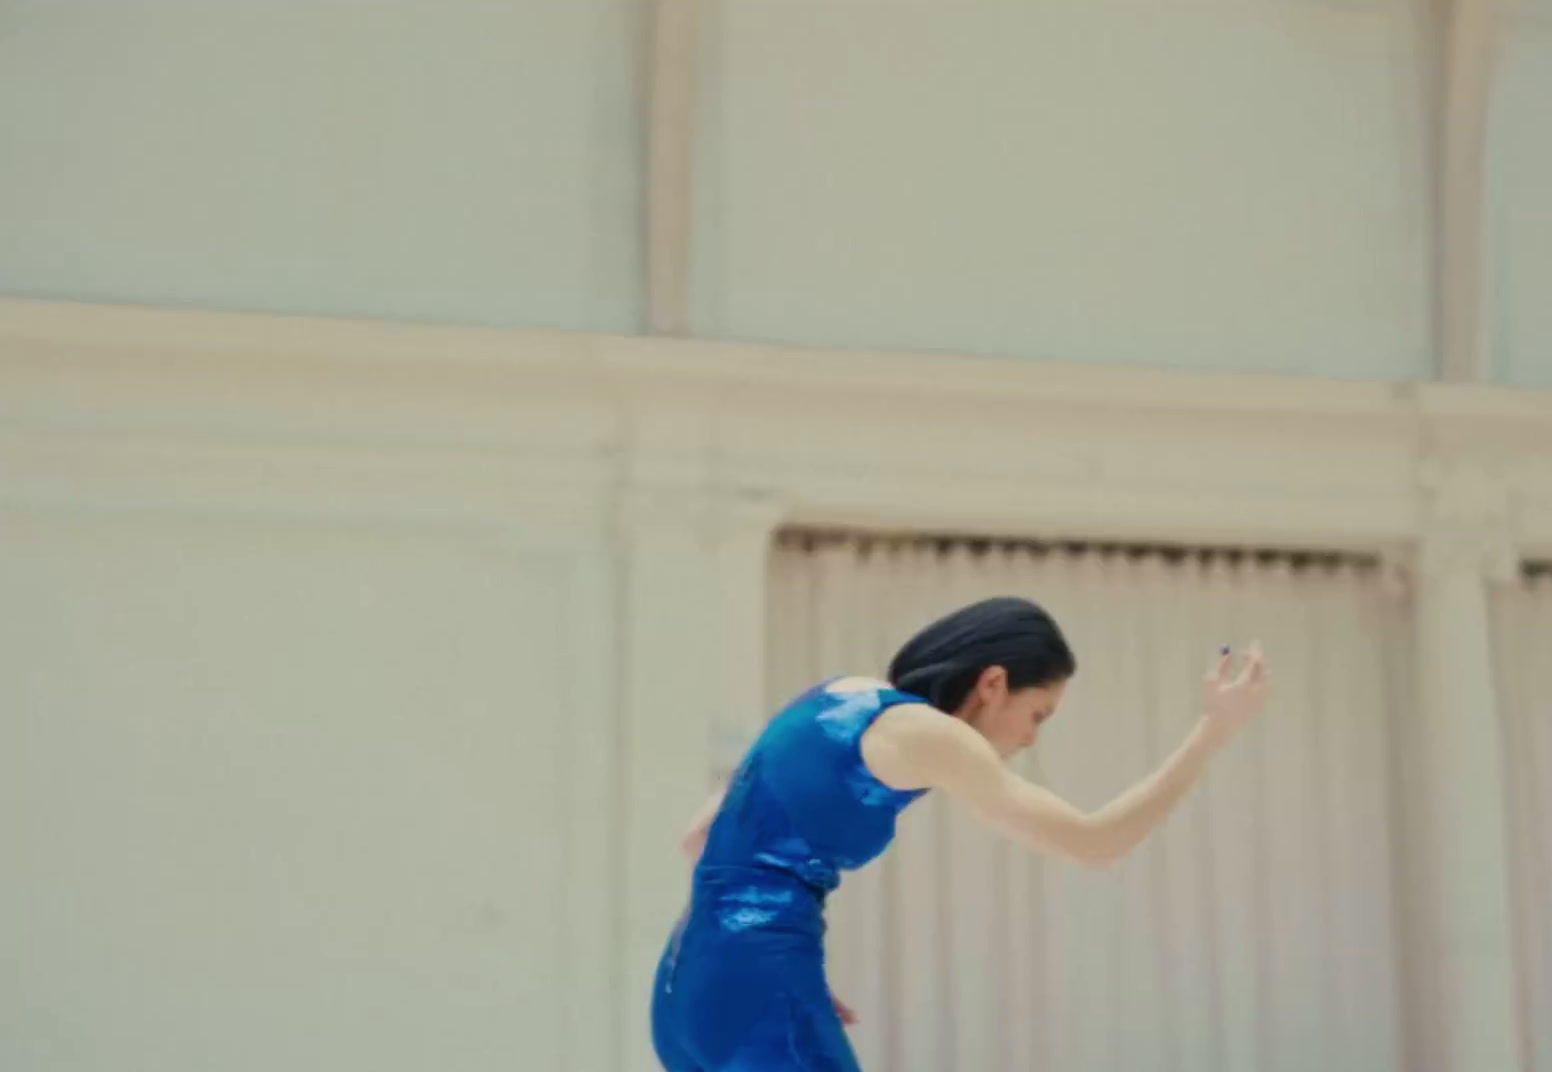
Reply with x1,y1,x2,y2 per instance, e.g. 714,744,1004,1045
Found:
977,664,1008,701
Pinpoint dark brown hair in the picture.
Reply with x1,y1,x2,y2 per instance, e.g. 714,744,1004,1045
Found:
887,596,1076,711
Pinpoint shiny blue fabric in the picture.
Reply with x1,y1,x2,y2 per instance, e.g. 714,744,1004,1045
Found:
651,680,929,1071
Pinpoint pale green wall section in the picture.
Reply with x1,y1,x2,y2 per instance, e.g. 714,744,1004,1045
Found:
0,1,647,332
1487,11,1552,390
693,0,1436,381
0,512,580,1071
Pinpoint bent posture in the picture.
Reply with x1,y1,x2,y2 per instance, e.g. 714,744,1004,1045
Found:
652,596,1268,1072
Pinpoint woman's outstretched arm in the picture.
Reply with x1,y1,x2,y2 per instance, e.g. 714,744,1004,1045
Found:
867,646,1268,869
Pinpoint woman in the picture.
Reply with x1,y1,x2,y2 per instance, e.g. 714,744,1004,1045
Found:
651,596,1268,1072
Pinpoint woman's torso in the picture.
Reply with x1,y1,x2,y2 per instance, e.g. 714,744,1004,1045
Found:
683,679,931,948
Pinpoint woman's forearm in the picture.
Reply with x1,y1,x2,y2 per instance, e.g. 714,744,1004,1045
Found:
1085,718,1223,865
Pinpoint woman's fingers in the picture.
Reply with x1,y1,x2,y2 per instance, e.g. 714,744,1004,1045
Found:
1249,650,1266,685
1207,646,1234,683
1242,642,1266,685
1226,641,1266,688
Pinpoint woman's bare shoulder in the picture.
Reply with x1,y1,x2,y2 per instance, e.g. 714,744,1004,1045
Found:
870,701,977,744
862,701,984,790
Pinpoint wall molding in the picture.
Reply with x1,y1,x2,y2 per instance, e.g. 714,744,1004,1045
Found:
5,296,1552,555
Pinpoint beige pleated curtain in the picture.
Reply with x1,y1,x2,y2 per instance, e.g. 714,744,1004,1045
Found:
754,534,1411,1072
1494,571,1552,1072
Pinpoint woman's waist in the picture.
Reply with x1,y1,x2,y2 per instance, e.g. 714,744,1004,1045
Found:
687,864,829,939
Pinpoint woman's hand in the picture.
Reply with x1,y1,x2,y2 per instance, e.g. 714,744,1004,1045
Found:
679,783,727,863
832,995,859,1026
1201,643,1268,746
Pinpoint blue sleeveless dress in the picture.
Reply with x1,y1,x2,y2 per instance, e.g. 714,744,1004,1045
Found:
650,680,930,1072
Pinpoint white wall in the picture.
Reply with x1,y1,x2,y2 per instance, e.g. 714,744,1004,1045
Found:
0,1,647,332
1487,7,1552,389
6,2,1548,388
1,515,589,1070
0,303,628,1072
692,0,1435,380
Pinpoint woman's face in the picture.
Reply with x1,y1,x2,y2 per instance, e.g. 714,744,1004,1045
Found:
959,666,1066,758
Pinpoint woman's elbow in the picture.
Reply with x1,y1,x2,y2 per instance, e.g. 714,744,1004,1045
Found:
1029,831,1117,869
1074,843,1123,869
1065,820,1125,869
1049,834,1117,869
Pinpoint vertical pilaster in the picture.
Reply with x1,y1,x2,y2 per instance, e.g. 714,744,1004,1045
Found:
616,408,718,1072
1406,458,1522,1070
709,492,786,775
